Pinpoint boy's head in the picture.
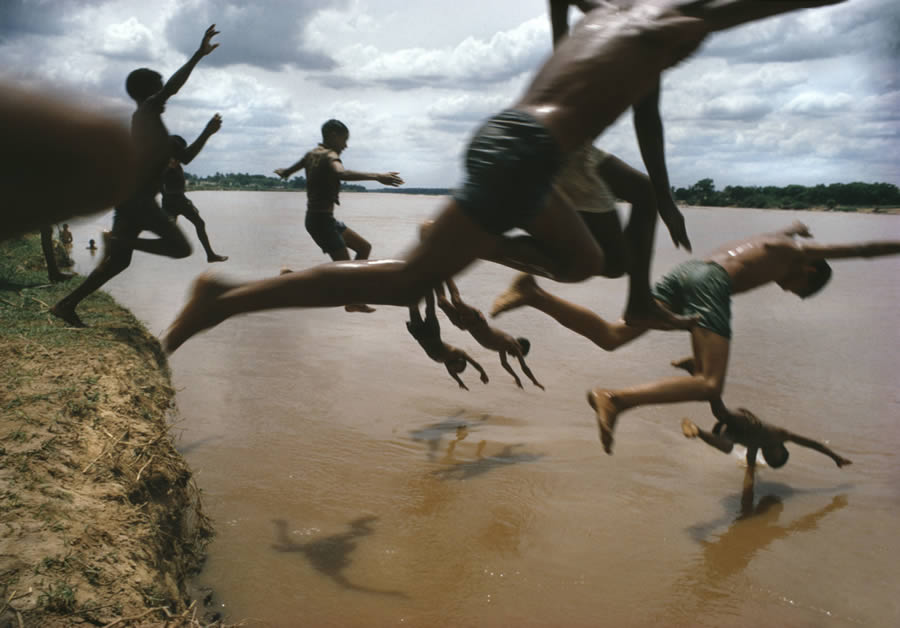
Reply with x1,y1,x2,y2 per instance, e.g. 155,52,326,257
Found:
447,356,468,374
778,259,832,299
762,443,790,469
516,337,531,356
126,68,163,103
169,135,188,162
321,119,349,152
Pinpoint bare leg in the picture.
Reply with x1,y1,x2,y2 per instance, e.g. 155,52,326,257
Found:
588,326,729,453
492,274,646,351
675,0,847,34
40,225,74,282
326,244,376,313
182,211,227,262
341,227,372,260
162,201,497,353
596,154,692,330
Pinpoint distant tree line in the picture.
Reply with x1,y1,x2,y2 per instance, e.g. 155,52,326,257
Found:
184,171,365,192
673,179,900,210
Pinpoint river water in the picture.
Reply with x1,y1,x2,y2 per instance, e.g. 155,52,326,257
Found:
68,193,899,627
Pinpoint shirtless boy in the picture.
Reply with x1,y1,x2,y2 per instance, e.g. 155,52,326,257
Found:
407,290,489,391
51,25,219,327
578,221,900,453
481,0,692,325
163,1,845,354
163,114,228,263
275,119,403,313
435,279,543,390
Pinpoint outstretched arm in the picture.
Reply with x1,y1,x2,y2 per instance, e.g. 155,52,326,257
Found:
274,153,308,180
799,240,900,261
515,352,544,390
446,365,469,391
785,433,852,468
498,351,523,389
150,25,219,107
181,113,222,165
331,160,403,187
465,352,489,385
632,82,691,251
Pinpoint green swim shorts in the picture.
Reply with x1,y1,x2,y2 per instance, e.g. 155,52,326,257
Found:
652,259,733,339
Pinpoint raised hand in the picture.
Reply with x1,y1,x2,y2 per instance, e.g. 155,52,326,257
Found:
274,168,289,180
198,24,220,57
204,113,222,135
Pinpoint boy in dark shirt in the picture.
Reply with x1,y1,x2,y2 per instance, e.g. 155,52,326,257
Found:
275,119,403,313
407,290,489,391
163,114,228,263
51,25,219,327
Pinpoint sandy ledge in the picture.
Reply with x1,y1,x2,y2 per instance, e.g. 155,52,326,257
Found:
1,235,218,627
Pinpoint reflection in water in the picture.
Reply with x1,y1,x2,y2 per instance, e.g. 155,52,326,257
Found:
271,517,407,598
433,443,544,481
664,488,848,623
409,411,487,461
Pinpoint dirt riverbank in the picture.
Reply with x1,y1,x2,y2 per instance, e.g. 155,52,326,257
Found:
1,235,216,627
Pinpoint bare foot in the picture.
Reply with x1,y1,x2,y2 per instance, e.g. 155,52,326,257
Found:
161,273,234,354
681,418,700,438
50,302,86,328
490,273,539,318
587,389,620,454
207,254,229,263
624,298,698,331
671,356,696,374
279,266,293,275
345,304,376,313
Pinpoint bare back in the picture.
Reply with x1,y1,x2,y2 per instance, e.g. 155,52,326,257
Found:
706,233,804,294
518,2,707,152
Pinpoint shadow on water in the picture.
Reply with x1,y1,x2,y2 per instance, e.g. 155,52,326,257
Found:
176,435,223,455
271,516,408,598
432,442,544,481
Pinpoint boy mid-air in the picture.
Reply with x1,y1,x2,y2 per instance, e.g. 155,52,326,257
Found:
163,113,228,263
435,280,543,390
407,290,489,391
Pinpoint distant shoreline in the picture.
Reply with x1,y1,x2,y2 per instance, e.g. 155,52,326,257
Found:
184,187,900,214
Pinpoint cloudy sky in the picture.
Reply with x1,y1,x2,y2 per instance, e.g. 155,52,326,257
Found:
2,0,898,189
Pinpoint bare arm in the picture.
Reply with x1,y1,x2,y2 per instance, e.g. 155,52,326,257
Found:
446,365,469,391
785,433,852,467
515,352,544,390
498,351,523,389
149,25,219,107
632,82,691,251
465,352,489,385
274,153,308,179
799,240,900,261
332,160,403,187
549,0,571,45
181,114,222,165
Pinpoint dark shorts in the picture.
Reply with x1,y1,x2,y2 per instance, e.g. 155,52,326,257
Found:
109,196,188,263
162,194,201,221
452,109,563,235
652,260,733,339
305,212,347,255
